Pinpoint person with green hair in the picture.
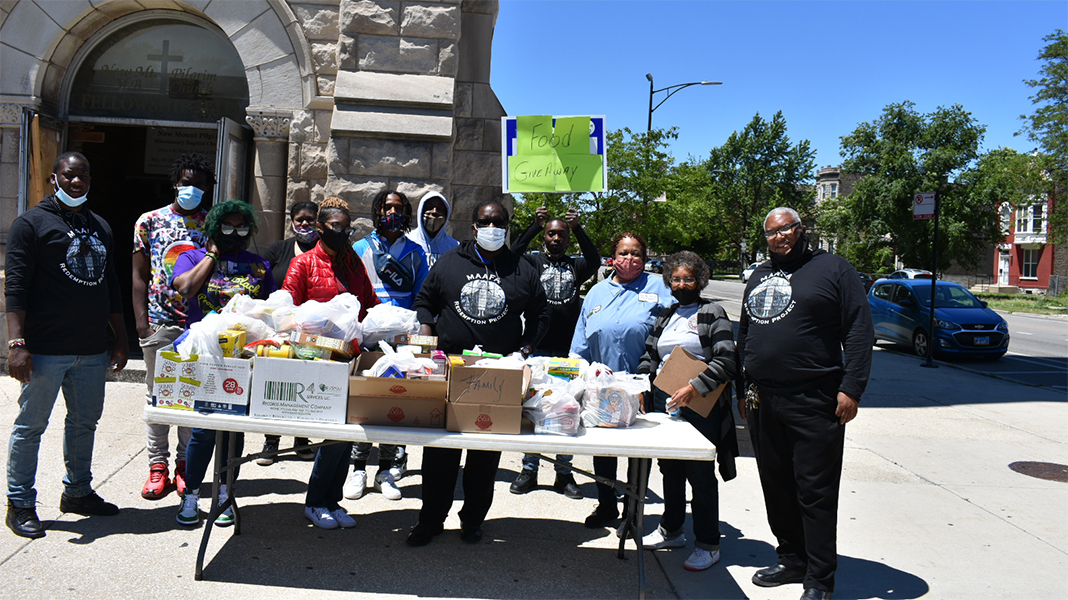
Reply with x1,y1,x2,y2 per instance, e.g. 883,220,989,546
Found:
170,199,275,527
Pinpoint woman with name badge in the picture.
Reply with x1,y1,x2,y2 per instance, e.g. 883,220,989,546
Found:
569,231,674,529
170,200,275,527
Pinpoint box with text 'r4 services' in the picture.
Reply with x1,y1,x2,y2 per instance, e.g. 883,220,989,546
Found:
448,357,531,406
249,356,349,423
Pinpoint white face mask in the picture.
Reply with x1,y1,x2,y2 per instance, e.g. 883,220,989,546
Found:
175,185,204,210
475,226,506,251
55,184,88,208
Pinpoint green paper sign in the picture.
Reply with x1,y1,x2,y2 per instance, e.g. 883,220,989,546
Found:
553,117,591,155
516,115,554,155
506,115,605,192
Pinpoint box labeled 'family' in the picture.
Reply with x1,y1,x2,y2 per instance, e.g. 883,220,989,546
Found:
448,357,530,406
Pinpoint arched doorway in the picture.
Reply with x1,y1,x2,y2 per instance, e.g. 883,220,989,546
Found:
62,16,252,353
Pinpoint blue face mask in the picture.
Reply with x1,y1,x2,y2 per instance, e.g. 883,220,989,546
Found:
293,224,319,245
380,213,405,233
54,184,88,208
175,186,204,210
476,226,506,251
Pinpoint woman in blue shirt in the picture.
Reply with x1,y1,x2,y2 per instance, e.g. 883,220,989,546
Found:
570,232,673,528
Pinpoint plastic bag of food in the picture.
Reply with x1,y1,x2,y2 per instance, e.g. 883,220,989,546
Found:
524,376,583,436
365,341,436,377
360,304,420,347
290,293,363,342
580,364,646,428
174,312,272,358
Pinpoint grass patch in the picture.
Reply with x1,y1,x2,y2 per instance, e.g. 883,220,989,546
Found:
975,292,1068,315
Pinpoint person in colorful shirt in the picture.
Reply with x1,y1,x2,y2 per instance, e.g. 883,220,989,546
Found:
170,200,275,527
132,152,214,500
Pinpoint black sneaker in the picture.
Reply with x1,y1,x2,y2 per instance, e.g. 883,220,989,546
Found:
406,522,444,547
6,502,45,539
59,491,119,516
294,438,316,461
257,438,279,466
509,470,537,494
553,473,583,499
583,504,619,529
460,522,483,544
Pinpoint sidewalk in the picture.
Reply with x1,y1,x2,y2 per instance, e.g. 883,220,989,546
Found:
0,348,1065,599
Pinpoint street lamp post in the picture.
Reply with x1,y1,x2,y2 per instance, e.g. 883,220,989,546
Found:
646,73,721,134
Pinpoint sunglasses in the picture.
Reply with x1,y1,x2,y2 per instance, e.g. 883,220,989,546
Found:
220,224,250,237
475,218,508,228
764,221,801,238
324,223,355,236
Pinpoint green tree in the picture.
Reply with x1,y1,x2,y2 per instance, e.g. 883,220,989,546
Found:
703,111,816,267
831,101,999,273
1018,29,1067,241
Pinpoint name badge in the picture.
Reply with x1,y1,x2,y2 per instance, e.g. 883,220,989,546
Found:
638,292,658,303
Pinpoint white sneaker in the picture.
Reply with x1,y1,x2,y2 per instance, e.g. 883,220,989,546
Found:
642,528,686,549
683,548,721,571
390,452,408,480
375,470,402,501
331,507,356,528
215,485,234,527
305,506,338,529
343,470,367,500
176,490,200,526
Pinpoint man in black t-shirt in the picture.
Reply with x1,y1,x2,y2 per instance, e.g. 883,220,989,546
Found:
5,152,128,538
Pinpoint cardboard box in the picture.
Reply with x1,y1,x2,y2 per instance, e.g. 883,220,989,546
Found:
652,347,725,418
347,396,446,428
152,348,251,415
349,352,449,400
448,357,531,406
446,403,523,434
249,356,349,423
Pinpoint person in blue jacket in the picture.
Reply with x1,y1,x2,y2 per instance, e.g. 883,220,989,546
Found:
348,189,428,501
570,231,674,528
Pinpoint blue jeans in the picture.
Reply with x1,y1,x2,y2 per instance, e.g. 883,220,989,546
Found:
184,428,243,493
307,441,353,509
521,453,573,474
7,352,108,507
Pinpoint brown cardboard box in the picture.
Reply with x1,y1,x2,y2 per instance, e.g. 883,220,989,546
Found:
652,347,725,418
348,352,449,400
448,356,531,405
446,403,523,434
348,395,446,428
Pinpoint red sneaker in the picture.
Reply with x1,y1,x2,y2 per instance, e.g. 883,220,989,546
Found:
174,460,187,496
141,463,171,500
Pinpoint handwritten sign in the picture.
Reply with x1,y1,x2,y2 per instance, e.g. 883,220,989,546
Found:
502,115,607,193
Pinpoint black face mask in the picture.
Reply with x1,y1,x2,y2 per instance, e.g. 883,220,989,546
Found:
320,227,351,252
215,234,245,255
672,287,701,305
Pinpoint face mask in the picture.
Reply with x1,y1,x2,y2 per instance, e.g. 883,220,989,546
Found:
614,255,644,281
475,226,506,252
215,234,245,255
672,287,701,305
320,227,351,252
175,186,204,210
293,224,318,245
380,213,404,233
423,214,445,234
55,185,88,208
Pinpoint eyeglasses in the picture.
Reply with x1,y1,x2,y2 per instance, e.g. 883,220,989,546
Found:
325,223,355,236
475,218,508,228
764,222,800,238
220,224,250,237
670,277,696,285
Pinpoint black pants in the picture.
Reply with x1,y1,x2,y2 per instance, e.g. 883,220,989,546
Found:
657,456,720,548
306,441,353,509
747,380,845,593
418,446,501,527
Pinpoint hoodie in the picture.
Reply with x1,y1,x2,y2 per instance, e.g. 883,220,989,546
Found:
405,191,459,268
413,240,550,355
5,196,123,355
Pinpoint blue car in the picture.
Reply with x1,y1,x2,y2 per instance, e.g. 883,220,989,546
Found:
868,279,1009,359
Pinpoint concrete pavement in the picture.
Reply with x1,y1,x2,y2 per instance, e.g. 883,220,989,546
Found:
0,347,1066,599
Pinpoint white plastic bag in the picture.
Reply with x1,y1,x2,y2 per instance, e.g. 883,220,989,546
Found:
366,341,436,377
360,304,420,346
580,364,647,428
524,376,583,436
174,312,271,358
291,293,363,342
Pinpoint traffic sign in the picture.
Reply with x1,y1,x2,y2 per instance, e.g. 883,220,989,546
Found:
914,192,935,220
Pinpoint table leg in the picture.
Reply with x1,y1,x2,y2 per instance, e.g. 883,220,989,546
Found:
194,430,225,580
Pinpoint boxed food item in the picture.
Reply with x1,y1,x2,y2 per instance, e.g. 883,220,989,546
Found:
218,329,246,358
446,403,523,434
393,334,437,353
290,331,354,360
152,348,251,415
153,376,194,410
249,356,349,423
652,347,725,418
448,356,531,406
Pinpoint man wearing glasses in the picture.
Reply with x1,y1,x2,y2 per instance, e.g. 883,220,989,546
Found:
737,207,873,600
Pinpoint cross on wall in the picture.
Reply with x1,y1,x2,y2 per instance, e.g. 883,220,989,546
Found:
147,40,183,93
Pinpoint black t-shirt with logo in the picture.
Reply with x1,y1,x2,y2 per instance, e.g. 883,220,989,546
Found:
5,196,123,355
414,240,549,355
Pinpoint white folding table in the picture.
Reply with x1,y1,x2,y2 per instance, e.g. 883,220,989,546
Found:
144,407,716,599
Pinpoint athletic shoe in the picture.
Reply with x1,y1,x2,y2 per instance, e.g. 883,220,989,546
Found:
176,491,200,526
390,451,408,480
141,463,171,500
683,548,721,571
331,508,356,528
174,460,187,495
305,506,338,529
294,438,316,461
343,470,367,500
510,470,537,494
642,528,686,549
375,470,402,500
59,492,119,516
256,438,278,466
215,485,234,527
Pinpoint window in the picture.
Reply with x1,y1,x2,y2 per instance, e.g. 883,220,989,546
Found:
830,183,838,198
1021,247,1040,279
1015,201,1047,234
872,284,892,301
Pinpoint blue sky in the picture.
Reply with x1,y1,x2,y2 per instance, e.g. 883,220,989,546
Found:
490,1,1066,173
